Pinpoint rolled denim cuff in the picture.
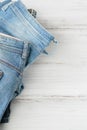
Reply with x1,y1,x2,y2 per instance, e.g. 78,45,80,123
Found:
13,0,55,40
0,0,57,65
27,37,54,65
14,0,57,64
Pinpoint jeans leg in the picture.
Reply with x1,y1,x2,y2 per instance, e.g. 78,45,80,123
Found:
0,9,37,123
0,0,56,65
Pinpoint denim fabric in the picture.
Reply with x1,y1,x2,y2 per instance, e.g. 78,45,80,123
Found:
0,0,56,65
0,0,57,123
0,33,29,121
0,8,36,123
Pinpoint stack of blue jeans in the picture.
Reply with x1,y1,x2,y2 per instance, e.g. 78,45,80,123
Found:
0,0,57,123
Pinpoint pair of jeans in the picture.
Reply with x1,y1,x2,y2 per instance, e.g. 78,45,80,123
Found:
1,8,38,123
0,33,29,122
0,0,57,123
1,8,37,123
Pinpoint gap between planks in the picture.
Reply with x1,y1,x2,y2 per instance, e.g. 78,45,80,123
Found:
16,95,87,102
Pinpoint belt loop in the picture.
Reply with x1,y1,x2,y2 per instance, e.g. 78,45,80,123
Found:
22,42,29,59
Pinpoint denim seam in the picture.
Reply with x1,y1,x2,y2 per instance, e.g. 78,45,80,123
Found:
0,16,30,44
0,43,22,55
0,59,22,75
0,32,22,42
15,1,54,40
10,5,49,47
10,4,49,44
0,9,46,53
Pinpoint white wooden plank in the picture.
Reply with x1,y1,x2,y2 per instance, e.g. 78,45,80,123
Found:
16,62,87,99
21,0,87,29
34,29,87,64
0,0,87,129
0,100,87,130
9,29,87,99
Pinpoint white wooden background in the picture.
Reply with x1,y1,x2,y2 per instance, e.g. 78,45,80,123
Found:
1,0,87,129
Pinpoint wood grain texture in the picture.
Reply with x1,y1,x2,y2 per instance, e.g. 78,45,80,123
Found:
18,30,87,99
22,0,87,29
0,0,87,129
1,100,87,130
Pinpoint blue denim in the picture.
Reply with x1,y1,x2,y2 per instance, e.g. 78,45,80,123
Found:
0,33,29,121
0,7,38,124
0,0,57,123
0,0,57,65
0,0,56,104
1,9,36,123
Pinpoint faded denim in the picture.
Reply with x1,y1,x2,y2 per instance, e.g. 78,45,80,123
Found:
0,8,37,123
0,33,29,121
0,0,57,65
0,0,57,123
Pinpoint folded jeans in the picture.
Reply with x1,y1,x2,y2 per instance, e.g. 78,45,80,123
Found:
0,8,37,123
0,0,57,123
0,0,56,100
0,33,29,122
0,0,56,65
